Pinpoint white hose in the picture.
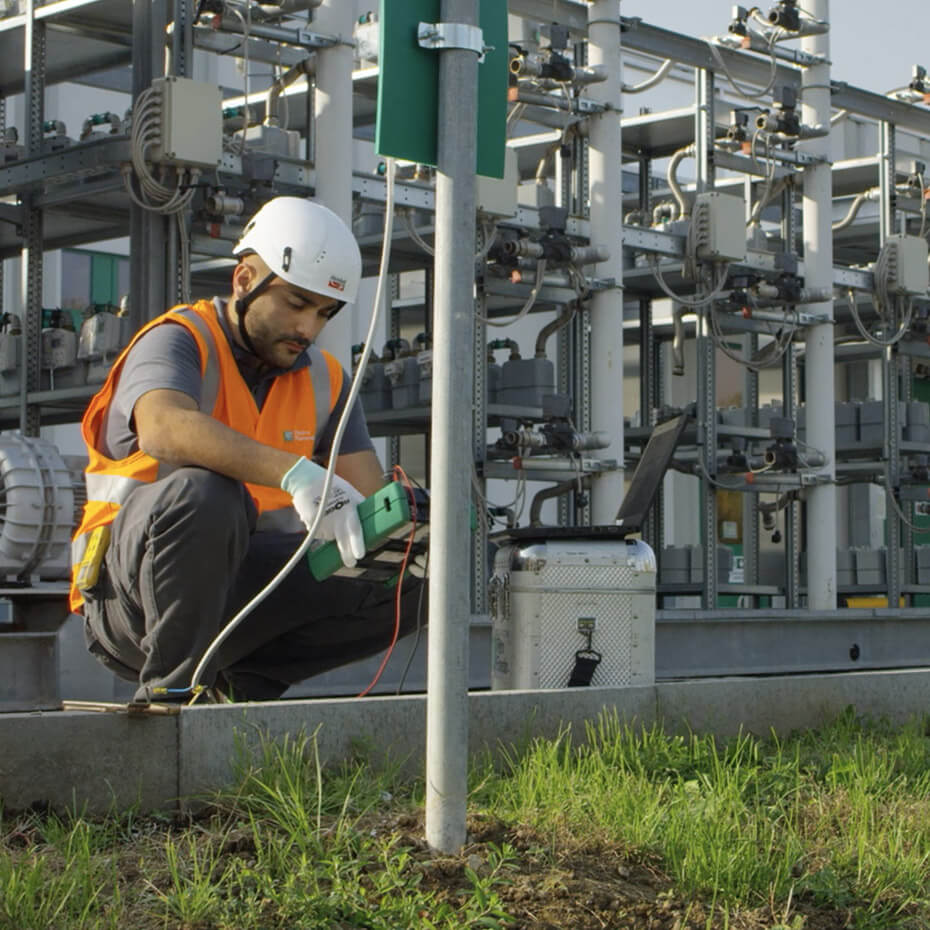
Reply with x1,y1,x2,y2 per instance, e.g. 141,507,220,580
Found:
188,159,398,695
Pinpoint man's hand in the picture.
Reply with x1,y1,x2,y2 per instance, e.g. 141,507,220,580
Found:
282,457,366,568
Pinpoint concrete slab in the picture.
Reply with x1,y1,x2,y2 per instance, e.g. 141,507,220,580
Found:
178,686,656,804
467,686,657,755
4,671,930,816
656,669,930,737
0,709,177,815
0,633,59,711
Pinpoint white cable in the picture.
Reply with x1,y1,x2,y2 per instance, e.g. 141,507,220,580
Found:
705,27,781,102
847,288,913,348
709,302,797,372
405,208,498,261
403,208,434,257
919,173,928,240
650,257,730,308
124,85,200,216
188,159,398,694
883,473,924,531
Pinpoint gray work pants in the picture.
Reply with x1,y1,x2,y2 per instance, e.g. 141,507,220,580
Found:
81,467,426,702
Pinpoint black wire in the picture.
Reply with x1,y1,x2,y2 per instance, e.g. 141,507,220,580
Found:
396,555,428,695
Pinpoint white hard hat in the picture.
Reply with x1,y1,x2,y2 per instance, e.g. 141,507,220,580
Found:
233,197,362,304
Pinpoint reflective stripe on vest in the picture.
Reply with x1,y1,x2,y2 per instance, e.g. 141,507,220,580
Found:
84,472,145,506
305,344,332,441
170,306,222,413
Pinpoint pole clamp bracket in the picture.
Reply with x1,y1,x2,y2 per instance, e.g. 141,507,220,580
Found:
417,21,491,62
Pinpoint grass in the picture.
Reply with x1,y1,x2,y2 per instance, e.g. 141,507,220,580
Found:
4,708,930,928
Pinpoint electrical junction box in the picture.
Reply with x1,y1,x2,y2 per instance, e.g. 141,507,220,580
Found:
235,124,301,158
476,147,518,219
885,234,930,296
693,191,746,264
490,538,656,690
150,76,222,168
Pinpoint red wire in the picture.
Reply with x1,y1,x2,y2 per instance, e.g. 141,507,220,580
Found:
356,465,419,697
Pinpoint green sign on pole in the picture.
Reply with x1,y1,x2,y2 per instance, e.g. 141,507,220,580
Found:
375,0,508,178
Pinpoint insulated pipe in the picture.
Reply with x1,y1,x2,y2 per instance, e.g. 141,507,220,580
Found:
509,54,606,86
764,448,826,468
800,0,836,609
586,1,625,523
502,239,609,264
311,0,354,368
671,305,694,375
511,87,583,112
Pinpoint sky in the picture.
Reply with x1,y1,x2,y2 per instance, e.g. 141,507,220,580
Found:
621,0,927,98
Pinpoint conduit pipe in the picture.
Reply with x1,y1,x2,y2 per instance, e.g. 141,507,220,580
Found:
534,300,577,358
832,188,879,231
529,476,592,526
668,144,695,219
671,304,694,375
264,57,315,127
623,58,673,93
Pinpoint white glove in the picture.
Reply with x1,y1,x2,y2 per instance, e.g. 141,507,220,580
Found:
281,457,366,568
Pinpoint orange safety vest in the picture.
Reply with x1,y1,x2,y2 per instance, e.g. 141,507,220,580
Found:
69,298,343,611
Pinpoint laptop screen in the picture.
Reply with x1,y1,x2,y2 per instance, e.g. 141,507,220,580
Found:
492,413,690,544
613,413,690,534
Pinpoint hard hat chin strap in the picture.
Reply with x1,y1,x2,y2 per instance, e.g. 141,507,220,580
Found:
234,271,276,356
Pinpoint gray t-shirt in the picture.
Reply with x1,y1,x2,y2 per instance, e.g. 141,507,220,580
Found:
101,298,374,463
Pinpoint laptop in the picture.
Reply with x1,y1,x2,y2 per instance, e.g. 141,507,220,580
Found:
491,411,690,545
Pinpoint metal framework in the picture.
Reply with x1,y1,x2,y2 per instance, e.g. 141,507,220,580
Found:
3,0,930,684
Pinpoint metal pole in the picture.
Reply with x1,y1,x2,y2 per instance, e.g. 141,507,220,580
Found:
312,0,354,369
425,0,480,855
130,0,168,327
800,0,836,609
586,1,624,523
695,69,717,609
878,121,902,606
20,0,44,437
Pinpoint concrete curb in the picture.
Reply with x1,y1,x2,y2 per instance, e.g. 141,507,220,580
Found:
2,669,929,814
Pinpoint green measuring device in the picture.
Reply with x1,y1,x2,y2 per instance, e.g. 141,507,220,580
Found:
307,481,425,582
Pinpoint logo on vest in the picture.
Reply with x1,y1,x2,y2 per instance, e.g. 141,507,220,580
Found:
283,430,315,442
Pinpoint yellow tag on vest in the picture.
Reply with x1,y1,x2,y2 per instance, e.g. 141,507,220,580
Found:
75,525,111,592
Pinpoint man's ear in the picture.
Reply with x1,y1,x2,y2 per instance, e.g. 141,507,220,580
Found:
231,260,253,297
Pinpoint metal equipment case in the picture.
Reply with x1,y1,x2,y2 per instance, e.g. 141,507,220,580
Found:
490,538,656,690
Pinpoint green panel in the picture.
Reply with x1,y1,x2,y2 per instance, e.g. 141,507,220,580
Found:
476,2,508,178
376,0,507,178
90,253,117,306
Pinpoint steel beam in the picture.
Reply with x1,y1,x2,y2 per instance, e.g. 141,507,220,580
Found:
657,609,930,678
129,0,168,328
